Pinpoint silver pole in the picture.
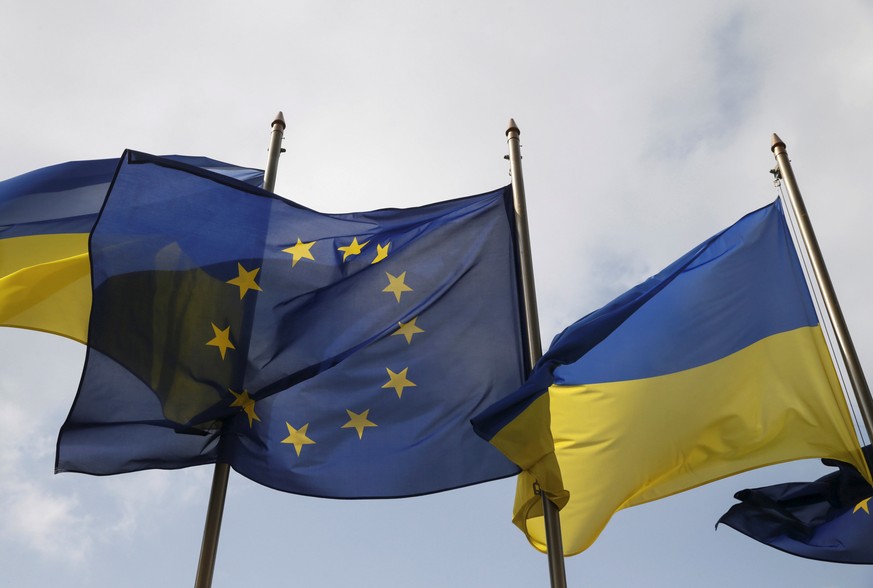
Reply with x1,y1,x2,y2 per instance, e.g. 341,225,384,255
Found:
193,112,287,588
506,119,568,588
263,112,286,192
193,463,230,588
771,133,873,439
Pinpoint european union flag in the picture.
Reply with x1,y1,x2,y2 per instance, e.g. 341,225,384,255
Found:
0,156,264,342
718,448,873,564
57,151,525,498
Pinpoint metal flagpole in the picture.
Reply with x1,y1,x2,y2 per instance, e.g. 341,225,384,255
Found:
505,119,568,588
264,112,287,192
193,463,230,588
771,133,873,439
193,112,287,588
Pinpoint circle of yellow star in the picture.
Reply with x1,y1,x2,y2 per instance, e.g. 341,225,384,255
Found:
226,263,262,299
338,237,370,262
206,323,235,359
853,497,871,514
382,367,416,398
281,422,316,456
342,409,378,439
392,317,424,344
282,238,316,267
383,271,412,302
229,389,260,427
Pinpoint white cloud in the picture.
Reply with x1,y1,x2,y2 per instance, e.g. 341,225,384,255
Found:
0,478,92,563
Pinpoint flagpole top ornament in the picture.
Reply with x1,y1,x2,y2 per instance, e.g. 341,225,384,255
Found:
272,111,286,129
506,118,520,137
771,133,785,152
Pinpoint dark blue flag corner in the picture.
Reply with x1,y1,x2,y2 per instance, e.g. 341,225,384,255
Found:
718,445,873,564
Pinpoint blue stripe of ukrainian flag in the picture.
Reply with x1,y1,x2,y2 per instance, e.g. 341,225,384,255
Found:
472,200,871,556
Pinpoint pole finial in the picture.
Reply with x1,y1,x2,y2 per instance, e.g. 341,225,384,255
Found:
506,118,520,137
771,133,785,153
272,111,286,129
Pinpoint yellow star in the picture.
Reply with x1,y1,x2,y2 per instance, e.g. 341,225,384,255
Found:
281,422,316,456
229,389,260,427
383,271,412,302
226,263,262,299
282,238,316,267
342,409,378,439
206,323,235,359
371,242,390,264
382,367,416,398
853,497,871,514
337,237,370,262
392,317,424,344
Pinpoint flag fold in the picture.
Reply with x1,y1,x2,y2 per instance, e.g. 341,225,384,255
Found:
718,447,873,564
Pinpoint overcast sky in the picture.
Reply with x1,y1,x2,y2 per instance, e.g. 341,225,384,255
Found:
3,2,873,586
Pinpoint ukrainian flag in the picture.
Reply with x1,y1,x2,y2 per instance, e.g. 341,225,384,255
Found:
472,200,871,555
0,157,264,342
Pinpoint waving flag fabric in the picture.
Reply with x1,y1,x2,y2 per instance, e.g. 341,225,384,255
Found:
56,150,526,498
472,200,870,555
718,447,873,564
0,156,264,342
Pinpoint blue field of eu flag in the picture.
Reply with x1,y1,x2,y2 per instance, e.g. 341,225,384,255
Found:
56,150,526,498
719,447,873,564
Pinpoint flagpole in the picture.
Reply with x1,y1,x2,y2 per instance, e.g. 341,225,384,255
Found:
193,112,286,588
264,112,286,192
771,133,873,439
506,119,568,588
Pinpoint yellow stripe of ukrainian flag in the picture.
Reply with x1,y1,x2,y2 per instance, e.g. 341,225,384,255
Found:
0,233,91,342
496,325,870,555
